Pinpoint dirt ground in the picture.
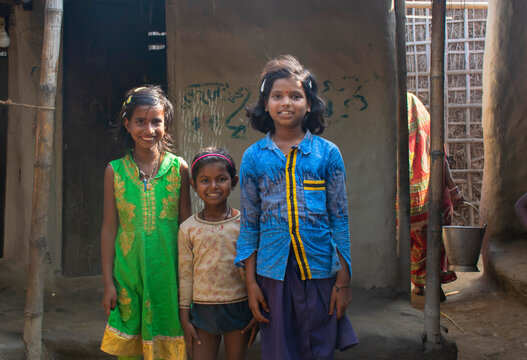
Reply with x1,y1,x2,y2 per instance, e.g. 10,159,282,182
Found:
411,260,527,360
2,257,527,359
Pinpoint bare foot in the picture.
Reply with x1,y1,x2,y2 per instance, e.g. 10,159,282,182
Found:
412,286,424,296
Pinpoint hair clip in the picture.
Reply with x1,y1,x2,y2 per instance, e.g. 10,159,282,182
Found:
124,87,147,106
260,79,266,93
308,80,312,89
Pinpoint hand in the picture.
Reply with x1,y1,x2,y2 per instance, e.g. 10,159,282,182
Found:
329,284,352,319
181,319,201,357
241,318,260,346
247,282,270,324
102,285,117,317
450,187,465,208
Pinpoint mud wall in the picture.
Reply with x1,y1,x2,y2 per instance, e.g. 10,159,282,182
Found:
3,0,399,290
2,0,62,277
481,0,527,241
167,0,398,289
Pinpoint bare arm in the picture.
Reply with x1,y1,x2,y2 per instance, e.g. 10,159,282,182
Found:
101,164,118,316
179,307,201,355
179,160,192,224
329,250,352,319
445,159,465,207
445,158,456,190
515,192,527,230
245,252,269,323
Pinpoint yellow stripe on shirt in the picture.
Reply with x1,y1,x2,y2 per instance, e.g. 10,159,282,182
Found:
303,180,325,185
286,148,311,280
304,179,326,191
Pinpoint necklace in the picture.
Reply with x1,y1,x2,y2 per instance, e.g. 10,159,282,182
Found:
201,205,231,222
133,152,161,191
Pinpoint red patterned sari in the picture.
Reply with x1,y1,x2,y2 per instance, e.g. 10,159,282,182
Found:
407,93,457,287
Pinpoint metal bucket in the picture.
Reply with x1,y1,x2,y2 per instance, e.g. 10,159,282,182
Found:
443,225,485,272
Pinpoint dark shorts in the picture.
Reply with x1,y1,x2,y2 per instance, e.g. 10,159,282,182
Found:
190,300,253,336
257,253,359,360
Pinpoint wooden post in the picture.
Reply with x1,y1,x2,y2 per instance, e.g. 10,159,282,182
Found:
424,0,445,348
395,0,411,295
22,0,63,358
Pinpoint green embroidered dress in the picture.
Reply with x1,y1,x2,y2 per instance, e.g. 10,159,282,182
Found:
101,152,186,359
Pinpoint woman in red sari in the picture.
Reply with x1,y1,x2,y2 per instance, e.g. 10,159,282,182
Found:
407,93,464,299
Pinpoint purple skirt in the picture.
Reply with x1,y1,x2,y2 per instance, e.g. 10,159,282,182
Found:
257,253,359,360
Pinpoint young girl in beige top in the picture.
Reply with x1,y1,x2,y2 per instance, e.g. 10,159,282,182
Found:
178,147,258,359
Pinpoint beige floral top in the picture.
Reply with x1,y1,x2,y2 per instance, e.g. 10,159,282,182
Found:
178,212,247,308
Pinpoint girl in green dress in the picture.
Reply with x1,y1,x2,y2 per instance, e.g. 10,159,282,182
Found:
100,86,191,360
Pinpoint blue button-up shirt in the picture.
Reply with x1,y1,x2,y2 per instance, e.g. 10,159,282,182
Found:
235,131,352,281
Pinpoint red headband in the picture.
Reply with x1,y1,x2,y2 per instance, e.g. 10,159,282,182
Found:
191,154,233,174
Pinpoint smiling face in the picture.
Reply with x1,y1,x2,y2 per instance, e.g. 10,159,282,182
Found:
191,162,237,208
266,77,311,133
124,105,166,151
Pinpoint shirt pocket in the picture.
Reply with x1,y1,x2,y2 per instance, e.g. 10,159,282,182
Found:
303,180,327,214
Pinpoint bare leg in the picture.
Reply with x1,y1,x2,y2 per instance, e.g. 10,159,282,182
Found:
192,328,221,360
223,329,251,360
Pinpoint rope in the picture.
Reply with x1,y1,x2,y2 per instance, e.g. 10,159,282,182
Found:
0,99,55,110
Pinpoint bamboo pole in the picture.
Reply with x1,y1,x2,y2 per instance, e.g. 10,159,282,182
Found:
23,0,63,358
424,0,446,348
395,0,411,295
463,9,475,226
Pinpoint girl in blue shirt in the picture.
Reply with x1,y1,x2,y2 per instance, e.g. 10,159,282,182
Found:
235,55,358,359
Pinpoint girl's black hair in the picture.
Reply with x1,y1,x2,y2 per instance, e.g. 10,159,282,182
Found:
190,147,237,185
246,55,326,135
116,85,174,152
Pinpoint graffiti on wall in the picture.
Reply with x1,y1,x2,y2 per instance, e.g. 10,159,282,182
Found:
321,75,369,123
178,76,369,143
179,82,251,139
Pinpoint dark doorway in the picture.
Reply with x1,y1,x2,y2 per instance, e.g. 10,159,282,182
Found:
62,0,167,276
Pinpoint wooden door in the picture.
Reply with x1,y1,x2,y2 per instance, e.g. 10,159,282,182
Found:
62,0,166,276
